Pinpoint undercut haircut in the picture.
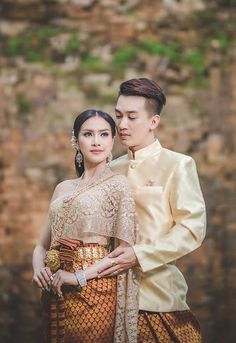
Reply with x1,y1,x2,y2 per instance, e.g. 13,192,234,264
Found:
118,78,166,116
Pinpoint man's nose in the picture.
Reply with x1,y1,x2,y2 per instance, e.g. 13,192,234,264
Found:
117,116,128,129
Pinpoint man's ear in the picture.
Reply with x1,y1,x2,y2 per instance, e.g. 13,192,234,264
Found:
150,114,160,130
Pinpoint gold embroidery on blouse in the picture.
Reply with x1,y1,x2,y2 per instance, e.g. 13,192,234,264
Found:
49,173,136,247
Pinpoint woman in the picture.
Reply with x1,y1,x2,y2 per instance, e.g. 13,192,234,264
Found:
32,109,139,343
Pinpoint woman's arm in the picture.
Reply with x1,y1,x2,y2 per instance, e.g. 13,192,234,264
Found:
32,182,65,290
51,241,129,296
32,213,53,289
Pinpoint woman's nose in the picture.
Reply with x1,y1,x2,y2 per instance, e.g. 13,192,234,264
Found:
92,134,101,146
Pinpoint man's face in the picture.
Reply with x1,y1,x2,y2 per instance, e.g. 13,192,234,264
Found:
115,95,159,151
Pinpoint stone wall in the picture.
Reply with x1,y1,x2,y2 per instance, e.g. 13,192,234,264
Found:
0,1,236,342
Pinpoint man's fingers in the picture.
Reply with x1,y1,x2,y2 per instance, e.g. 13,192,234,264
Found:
108,248,123,258
98,265,122,278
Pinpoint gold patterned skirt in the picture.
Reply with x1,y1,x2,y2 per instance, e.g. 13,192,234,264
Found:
138,310,202,343
42,238,117,343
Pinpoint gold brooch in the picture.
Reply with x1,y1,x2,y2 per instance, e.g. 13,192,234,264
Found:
44,249,60,273
145,180,155,186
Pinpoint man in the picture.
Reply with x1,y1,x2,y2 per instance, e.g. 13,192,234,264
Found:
99,78,206,342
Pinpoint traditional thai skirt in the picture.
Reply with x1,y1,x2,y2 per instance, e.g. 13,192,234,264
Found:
137,310,202,343
42,238,117,343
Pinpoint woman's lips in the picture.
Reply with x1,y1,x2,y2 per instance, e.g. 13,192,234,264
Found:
90,149,104,154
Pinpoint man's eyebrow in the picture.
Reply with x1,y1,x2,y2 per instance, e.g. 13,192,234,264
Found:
115,108,138,114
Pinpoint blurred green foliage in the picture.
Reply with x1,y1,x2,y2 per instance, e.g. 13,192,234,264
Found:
65,33,80,54
140,39,180,61
16,93,32,116
181,48,205,76
112,46,138,68
2,23,234,97
80,55,104,72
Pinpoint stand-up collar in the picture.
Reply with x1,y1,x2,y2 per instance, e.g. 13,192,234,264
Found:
128,139,162,161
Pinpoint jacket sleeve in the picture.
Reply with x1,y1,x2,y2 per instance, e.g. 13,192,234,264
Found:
133,157,206,272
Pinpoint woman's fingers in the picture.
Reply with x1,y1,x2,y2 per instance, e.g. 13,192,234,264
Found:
51,271,63,297
32,275,44,288
39,267,52,288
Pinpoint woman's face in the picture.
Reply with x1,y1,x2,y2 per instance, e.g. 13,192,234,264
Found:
77,116,114,167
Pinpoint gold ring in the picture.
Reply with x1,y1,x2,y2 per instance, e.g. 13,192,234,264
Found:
111,260,117,267
110,269,122,276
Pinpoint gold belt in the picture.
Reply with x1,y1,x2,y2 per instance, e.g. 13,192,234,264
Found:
45,238,108,273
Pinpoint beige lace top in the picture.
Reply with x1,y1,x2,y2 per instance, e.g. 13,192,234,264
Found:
49,171,136,247
48,169,139,343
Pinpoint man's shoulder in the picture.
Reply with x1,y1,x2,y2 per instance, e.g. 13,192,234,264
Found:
110,153,129,171
161,147,193,163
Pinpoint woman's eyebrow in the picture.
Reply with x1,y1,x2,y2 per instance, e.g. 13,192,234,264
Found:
80,128,110,132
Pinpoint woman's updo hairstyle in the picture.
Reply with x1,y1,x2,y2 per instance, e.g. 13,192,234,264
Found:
72,109,116,177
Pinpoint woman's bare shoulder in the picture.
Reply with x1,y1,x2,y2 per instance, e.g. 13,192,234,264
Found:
53,178,78,197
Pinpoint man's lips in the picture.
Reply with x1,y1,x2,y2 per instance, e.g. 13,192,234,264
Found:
119,132,130,138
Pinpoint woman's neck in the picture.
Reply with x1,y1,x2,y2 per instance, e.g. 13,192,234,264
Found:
82,162,109,181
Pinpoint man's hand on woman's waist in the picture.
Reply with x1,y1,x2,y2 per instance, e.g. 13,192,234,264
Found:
97,246,139,277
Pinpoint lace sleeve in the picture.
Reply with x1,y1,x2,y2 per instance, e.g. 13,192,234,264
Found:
113,177,139,343
114,176,137,246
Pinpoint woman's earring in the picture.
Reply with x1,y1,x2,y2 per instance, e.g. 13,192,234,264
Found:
76,149,83,167
107,152,113,164
71,130,77,149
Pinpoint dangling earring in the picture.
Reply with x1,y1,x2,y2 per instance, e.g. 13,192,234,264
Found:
76,149,83,167
107,152,113,164
70,130,77,149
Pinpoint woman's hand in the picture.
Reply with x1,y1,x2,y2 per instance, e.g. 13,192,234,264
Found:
51,270,78,297
32,266,53,289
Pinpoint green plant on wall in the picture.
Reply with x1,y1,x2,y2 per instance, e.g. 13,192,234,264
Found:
218,34,231,52
65,32,80,54
112,46,138,68
181,48,205,76
140,39,180,61
16,92,32,118
6,37,20,57
139,38,206,76
81,55,104,72
36,26,61,41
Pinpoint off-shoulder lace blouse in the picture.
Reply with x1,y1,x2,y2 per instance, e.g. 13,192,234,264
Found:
49,172,136,247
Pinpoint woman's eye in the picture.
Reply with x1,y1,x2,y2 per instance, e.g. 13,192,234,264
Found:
129,117,136,120
83,132,92,137
101,132,109,137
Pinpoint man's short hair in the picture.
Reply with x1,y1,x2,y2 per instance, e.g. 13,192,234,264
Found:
118,78,166,115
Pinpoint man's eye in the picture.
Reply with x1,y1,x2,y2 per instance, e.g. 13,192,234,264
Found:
115,115,122,119
129,117,136,120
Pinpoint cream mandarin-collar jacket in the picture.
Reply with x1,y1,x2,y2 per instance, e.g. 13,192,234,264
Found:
111,139,206,312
